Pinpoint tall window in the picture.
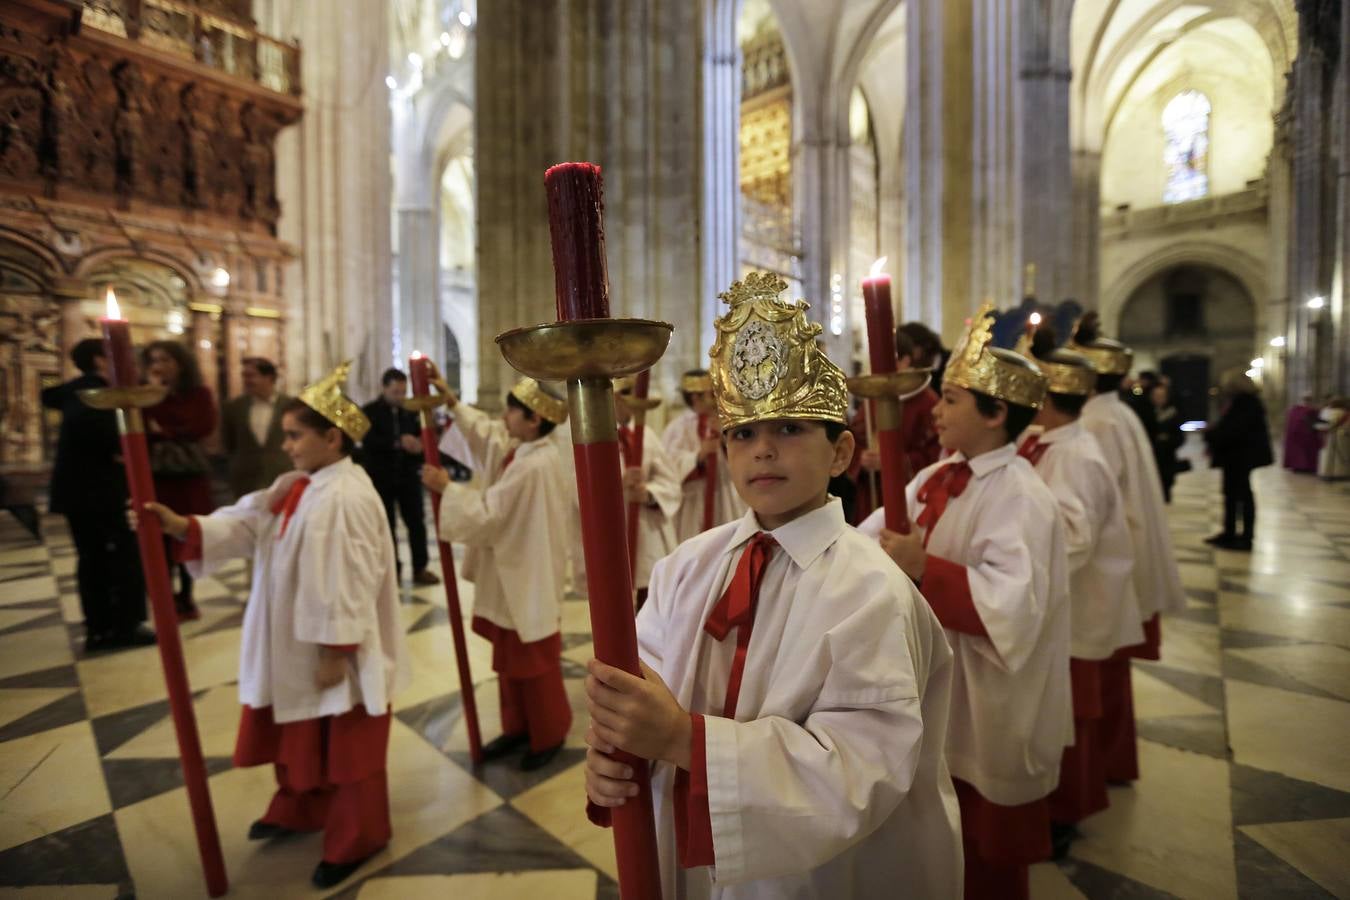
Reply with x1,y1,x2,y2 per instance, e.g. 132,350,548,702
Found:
1162,90,1211,204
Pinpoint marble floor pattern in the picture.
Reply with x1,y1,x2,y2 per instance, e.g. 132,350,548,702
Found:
1,465,1348,899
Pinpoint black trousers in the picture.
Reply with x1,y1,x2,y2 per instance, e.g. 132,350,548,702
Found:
1222,465,1255,539
65,506,147,635
378,478,428,575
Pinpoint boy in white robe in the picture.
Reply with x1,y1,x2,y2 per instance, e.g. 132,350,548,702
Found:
1018,337,1144,855
421,375,573,771
584,273,963,899
1070,315,1186,784
662,369,746,540
862,307,1072,900
142,362,408,889
614,376,682,609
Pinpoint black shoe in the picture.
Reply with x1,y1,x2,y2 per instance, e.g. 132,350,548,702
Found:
109,625,157,648
248,819,299,841
1228,537,1253,552
412,569,441,586
480,733,529,762
83,632,114,654
1050,822,1078,861
521,742,564,772
1204,532,1235,546
312,853,380,889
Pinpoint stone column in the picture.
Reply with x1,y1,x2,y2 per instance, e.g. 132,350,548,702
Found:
258,0,394,401
191,307,220,400
1333,0,1349,394
51,277,91,380
396,205,440,365
701,0,742,359
1070,149,1103,305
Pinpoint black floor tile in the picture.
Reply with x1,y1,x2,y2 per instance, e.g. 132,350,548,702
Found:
395,692,463,753
1233,830,1336,899
101,755,236,810
1058,856,1181,898
378,805,594,876
1136,714,1230,759
1230,764,1350,827
447,747,588,802
90,698,173,756
0,813,131,887
1221,652,1343,702
1221,629,1308,651
1134,661,1226,710
0,663,79,690
0,689,87,743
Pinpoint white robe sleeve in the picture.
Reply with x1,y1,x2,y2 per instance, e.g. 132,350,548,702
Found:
960,490,1059,674
641,429,683,521
1050,464,1100,575
185,488,275,579
662,415,703,481
701,597,926,885
449,403,512,469
436,457,530,546
291,487,388,646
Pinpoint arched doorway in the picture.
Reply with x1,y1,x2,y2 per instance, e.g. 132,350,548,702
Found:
1118,263,1257,421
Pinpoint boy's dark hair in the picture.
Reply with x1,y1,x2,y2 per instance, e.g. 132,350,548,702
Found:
1096,372,1124,393
681,368,711,408
971,391,1038,441
381,367,407,387
506,392,557,437
1047,392,1088,416
143,340,204,394
244,356,278,379
823,420,848,443
281,399,355,455
893,329,918,364
71,338,105,375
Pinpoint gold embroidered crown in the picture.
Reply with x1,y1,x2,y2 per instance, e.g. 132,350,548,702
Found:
946,304,1047,409
510,377,568,425
1013,333,1096,397
680,371,713,394
709,272,848,429
1068,315,1133,376
299,361,371,442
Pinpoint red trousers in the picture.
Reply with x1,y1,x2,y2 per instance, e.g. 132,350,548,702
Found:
954,779,1051,900
234,705,392,865
474,616,571,753
1050,658,1109,823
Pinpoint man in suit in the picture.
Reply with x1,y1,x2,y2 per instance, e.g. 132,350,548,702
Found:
361,368,440,586
221,357,293,499
42,339,154,652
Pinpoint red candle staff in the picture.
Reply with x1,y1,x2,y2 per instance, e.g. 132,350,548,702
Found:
406,351,483,764
621,369,659,585
498,162,667,900
851,258,932,534
82,289,228,897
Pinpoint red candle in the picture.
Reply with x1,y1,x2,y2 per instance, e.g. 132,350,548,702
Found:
545,162,610,321
409,351,431,396
861,258,898,376
100,287,139,388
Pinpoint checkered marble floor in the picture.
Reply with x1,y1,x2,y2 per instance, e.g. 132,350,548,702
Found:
2,462,1349,899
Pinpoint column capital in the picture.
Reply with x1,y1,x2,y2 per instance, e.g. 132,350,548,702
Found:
50,276,92,302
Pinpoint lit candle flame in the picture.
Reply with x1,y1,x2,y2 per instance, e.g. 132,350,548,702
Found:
105,287,123,320
410,350,423,360
1029,312,1042,326
868,257,889,278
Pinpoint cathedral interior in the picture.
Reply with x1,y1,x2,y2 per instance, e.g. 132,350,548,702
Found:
1,0,1349,898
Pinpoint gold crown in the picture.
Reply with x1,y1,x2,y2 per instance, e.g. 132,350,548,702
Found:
709,272,848,429
680,372,713,394
1067,319,1133,376
1012,333,1096,397
298,361,371,442
510,377,568,425
946,304,1047,409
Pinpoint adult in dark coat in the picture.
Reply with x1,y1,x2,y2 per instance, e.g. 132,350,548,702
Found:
1203,371,1274,551
360,368,439,586
42,339,154,652
220,356,293,499
1149,381,1186,503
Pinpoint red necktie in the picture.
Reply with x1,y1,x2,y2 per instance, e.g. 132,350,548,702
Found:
915,462,973,547
271,476,311,538
1018,434,1049,466
500,447,517,473
704,532,777,718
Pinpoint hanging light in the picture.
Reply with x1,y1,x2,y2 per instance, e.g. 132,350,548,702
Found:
1250,358,1264,369
1307,296,1326,310
1269,335,1286,348
458,9,473,26
211,266,230,288
385,74,398,90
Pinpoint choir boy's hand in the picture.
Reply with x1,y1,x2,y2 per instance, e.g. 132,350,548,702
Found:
315,648,349,689
132,500,190,539
879,527,927,581
859,448,882,472
400,433,422,454
584,726,639,809
621,467,647,504
426,361,458,407
421,465,450,494
586,659,692,769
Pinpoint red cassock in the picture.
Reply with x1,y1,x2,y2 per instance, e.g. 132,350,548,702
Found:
847,387,941,523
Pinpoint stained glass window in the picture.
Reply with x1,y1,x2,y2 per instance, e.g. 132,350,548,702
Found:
1163,90,1211,204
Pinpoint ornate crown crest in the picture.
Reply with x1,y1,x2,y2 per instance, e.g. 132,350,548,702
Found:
679,372,713,394
945,304,1048,409
510,377,568,425
709,272,848,429
1012,334,1096,397
298,361,371,442
1067,336,1133,376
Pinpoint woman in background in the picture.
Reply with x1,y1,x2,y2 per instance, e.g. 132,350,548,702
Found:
143,340,218,620
1149,380,1185,503
1203,371,1273,551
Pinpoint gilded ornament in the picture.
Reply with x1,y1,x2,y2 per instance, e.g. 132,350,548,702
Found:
944,304,1048,409
298,360,371,442
510,377,568,425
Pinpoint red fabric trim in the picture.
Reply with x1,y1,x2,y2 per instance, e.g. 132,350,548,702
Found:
321,644,360,654
1069,657,1104,719
674,713,715,868
270,476,311,538
704,534,777,718
173,516,204,562
953,778,1051,867
498,670,572,752
915,462,973,547
1111,613,1162,661
472,616,562,680
921,555,989,637
1017,434,1049,466
233,704,391,788
1049,717,1108,824
1097,658,1139,782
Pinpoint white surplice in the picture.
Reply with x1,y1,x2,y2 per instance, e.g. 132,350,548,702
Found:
185,457,409,723
621,421,682,590
1025,422,1144,659
860,442,1073,804
661,408,747,542
638,498,963,899
1080,392,1186,619
435,403,569,643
